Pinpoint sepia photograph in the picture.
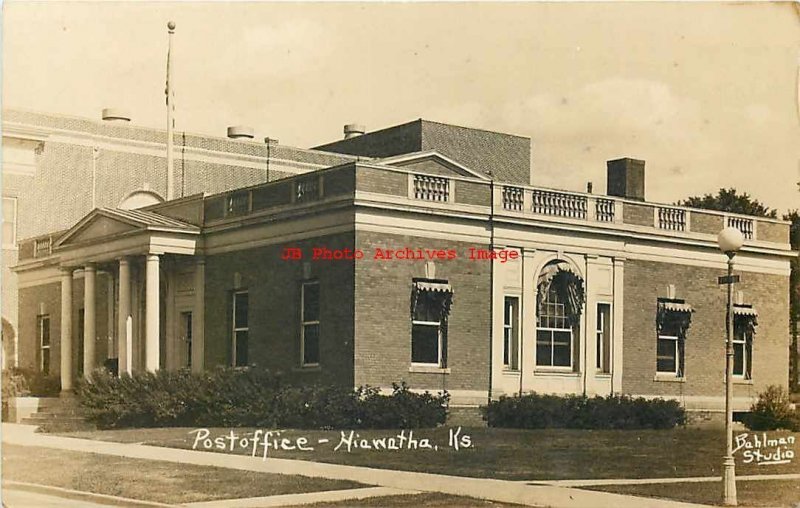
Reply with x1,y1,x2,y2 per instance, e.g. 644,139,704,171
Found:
1,1,799,507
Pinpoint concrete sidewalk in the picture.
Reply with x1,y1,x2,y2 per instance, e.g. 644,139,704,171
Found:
2,424,710,508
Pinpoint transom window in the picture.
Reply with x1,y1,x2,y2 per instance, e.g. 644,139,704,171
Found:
232,291,249,367
301,281,320,366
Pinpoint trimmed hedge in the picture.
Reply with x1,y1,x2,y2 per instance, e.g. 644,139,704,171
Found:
75,368,449,429
484,393,686,430
742,385,800,431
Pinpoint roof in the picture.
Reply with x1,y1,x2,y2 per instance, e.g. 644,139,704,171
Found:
99,208,199,231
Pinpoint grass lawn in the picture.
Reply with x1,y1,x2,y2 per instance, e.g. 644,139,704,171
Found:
1,444,363,504
288,492,526,507
61,426,800,482
586,479,800,507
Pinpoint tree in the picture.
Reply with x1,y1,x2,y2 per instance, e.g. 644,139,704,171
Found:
677,188,777,218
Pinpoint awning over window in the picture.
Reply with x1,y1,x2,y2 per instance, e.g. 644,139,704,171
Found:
733,305,758,317
411,279,454,320
657,299,694,340
734,305,758,339
536,261,585,327
659,301,694,314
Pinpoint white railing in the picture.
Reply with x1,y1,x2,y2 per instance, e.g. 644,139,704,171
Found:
413,175,450,202
658,207,686,231
727,216,754,240
531,189,587,219
502,186,524,211
595,198,616,222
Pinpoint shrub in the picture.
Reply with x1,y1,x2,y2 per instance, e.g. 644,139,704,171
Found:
742,385,800,431
484,393,685,430
2,368,60,400
76,368,449,429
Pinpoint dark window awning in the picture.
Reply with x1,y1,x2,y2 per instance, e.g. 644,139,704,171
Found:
411,279,453,320
733,305,758,317
658,301,694,314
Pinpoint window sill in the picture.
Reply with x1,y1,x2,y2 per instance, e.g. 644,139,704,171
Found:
594,373,612,379
409,365,451,374
502,369,521,375
534,370,579,377
733,378,754,385
654,374,685,383
292,365,321,372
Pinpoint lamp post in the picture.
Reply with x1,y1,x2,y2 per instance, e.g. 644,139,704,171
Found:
717,226,744,506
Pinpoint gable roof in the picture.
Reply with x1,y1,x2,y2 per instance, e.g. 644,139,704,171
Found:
55,208,199,248
377,151,490,180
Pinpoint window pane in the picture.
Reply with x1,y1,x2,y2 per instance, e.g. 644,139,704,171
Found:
536,330,552,366
303,324,320,365
40,317,50,346
235,330,248,366
234,292,248,328
552,330,572,367
303,283,320,322
657,338,677,373
412,324,439,363
42,351,50,375
733,342,744,376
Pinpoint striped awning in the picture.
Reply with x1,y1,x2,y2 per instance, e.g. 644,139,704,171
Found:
413,281,453,294
658,301,694,314
734,305,758,317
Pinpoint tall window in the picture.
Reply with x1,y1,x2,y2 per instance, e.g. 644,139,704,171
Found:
596,303,611,373
232,291,249,367
655,301,692,377
301,281,320,366
181,312,193,368
38,315,51,374
412,290,448,366
536,285,573,368
656,318,681,375
3,197,17,247
503,296,520,370
733,308,756,379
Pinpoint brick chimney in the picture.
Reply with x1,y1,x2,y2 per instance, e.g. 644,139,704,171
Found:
607,158,645,201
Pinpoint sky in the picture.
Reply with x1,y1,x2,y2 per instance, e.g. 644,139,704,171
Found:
3,1,799,214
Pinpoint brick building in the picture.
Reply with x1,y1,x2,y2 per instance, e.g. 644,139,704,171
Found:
9,112,794,416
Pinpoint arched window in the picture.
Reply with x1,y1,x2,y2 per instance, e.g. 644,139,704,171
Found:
536,261,585,369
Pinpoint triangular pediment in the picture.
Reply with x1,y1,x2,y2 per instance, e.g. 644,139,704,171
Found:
379,151,490,180
56,210,143,247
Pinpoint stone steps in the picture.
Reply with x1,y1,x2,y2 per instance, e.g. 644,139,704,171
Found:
19,396,96,433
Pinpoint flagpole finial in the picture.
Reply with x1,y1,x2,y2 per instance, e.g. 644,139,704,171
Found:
168,21,176,32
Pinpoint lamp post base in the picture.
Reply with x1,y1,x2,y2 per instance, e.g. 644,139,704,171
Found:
723,455,737,506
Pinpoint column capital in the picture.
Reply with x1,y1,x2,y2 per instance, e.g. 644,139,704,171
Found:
117,256,131,264
84,263,96,271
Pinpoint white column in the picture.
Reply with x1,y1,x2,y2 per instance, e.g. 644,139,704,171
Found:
60,269,73,391
117,258,131,375
192,257,205,373
83,264,96,376
145,254,160,372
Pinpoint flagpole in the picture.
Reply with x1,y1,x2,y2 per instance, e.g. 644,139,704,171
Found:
166,21,176,201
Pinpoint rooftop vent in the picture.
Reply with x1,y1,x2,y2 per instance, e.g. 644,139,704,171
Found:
101,108,131,122
343,123,366,139
227,126,254,139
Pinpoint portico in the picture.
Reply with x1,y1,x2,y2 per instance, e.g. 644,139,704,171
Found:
50,208,201,391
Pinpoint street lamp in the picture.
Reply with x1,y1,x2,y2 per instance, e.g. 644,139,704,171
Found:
717,226,744,506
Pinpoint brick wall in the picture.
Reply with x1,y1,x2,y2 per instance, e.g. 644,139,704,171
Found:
353,231,491,394
456,181,491,207
758,221,789,244
622,259,789,400
623,203,655,227
203,232,355,387
691,211,724,235
355,166,408,197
